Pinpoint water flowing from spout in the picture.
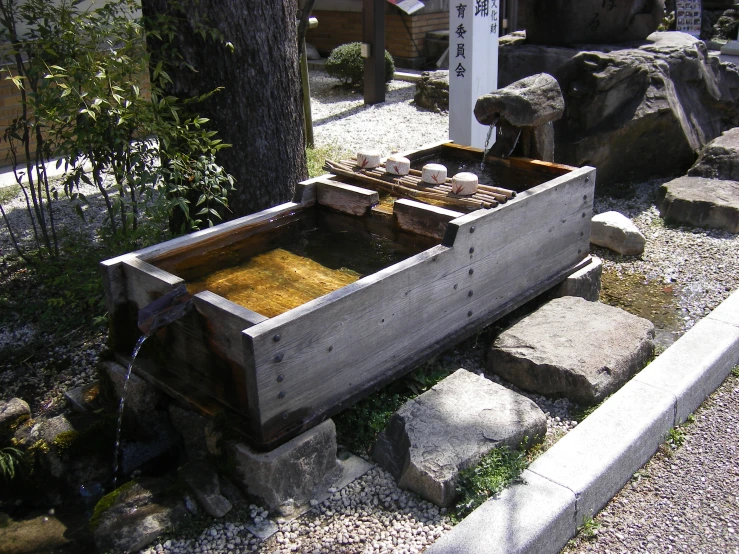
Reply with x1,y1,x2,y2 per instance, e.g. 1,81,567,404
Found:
111,333,150,488
481,121,496,168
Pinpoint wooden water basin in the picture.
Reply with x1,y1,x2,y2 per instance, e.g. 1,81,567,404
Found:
101,141,596,449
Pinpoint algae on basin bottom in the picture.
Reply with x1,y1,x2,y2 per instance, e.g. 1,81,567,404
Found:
187,248,361,318
599,269,681,348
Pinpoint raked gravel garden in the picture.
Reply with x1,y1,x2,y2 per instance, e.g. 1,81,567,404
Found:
1,69,739,554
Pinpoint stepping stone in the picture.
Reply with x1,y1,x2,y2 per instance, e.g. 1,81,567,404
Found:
488,297,654,405
92,477,188,554
657,176,739,233
372,369,546,508
590,211,646,256
688,127,739,181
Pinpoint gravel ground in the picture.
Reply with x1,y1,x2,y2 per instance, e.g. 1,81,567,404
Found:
310,72,448,157
563,370,739,554
2,69,739,553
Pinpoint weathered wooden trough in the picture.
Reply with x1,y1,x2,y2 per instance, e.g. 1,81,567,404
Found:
101,142,595,450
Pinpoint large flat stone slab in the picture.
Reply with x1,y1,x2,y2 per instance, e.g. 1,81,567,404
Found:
657,176,739,233
488,297,655,404
373,369,546,507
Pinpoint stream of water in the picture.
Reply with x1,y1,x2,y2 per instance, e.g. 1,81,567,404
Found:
111,333,150,489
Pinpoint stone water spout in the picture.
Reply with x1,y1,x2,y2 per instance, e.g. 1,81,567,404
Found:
474,73,564,162
137,284,194,336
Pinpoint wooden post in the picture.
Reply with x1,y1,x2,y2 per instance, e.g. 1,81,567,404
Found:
301,48,314,148
363,0,385,105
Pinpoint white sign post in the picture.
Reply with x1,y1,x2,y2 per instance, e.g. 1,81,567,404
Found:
449,0,499,149
675,0,702,38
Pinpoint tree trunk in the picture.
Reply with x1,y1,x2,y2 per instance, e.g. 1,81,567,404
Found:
141,0,307,217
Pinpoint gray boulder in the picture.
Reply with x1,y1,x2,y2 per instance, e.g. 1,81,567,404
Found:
553,256,603,302
0,397,30,440
590,211,647,256
92,477,188,554
229,419,342,517
688,127,739,180
168,404,218,460
100,360,160,416
474,73,564,127
657,176,739,233
488,297,655,405
179,461,233,518
414,70,449,112
526,0,665,45
373,369,546,507
474,73,564,162
498,32,739,187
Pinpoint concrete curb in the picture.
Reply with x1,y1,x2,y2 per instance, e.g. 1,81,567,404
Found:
425,288,739,554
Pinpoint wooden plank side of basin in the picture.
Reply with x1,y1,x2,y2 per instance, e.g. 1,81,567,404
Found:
315,178,380,216
137,202,310,271
394,199,464,239
242,165,596,446
152,291,268,415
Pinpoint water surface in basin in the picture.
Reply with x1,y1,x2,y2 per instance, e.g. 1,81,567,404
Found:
178,208,438,317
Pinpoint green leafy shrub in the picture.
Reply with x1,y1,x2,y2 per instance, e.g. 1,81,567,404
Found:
325,42,394,86
0,0,234,253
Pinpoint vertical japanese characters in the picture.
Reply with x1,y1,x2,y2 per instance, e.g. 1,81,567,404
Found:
452,1,499,79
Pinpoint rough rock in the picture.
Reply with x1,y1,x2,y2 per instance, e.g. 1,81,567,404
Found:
591,211,647,255
488,297,655,405
305,42,321,61
498,32,739,187
713,7,739,40
526,0,665,45
229,419,342,517
0,397,30,440
474,73,564,127
688,127,739,180
179,461,232,518
553,256,603,301
100,360,160,416
414,70,449,112
373,369,546,507
168,404,216,460
92,477,188,554
657,176,739,233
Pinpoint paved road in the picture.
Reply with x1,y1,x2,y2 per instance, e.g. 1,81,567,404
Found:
563,369,739,554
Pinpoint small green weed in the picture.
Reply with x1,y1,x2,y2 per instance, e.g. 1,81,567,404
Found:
334,358,454,455
570,397,605,422
579,515,601,540
666,426,686,449
0,184,21,204
452,446,527,521
732,365,739,378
